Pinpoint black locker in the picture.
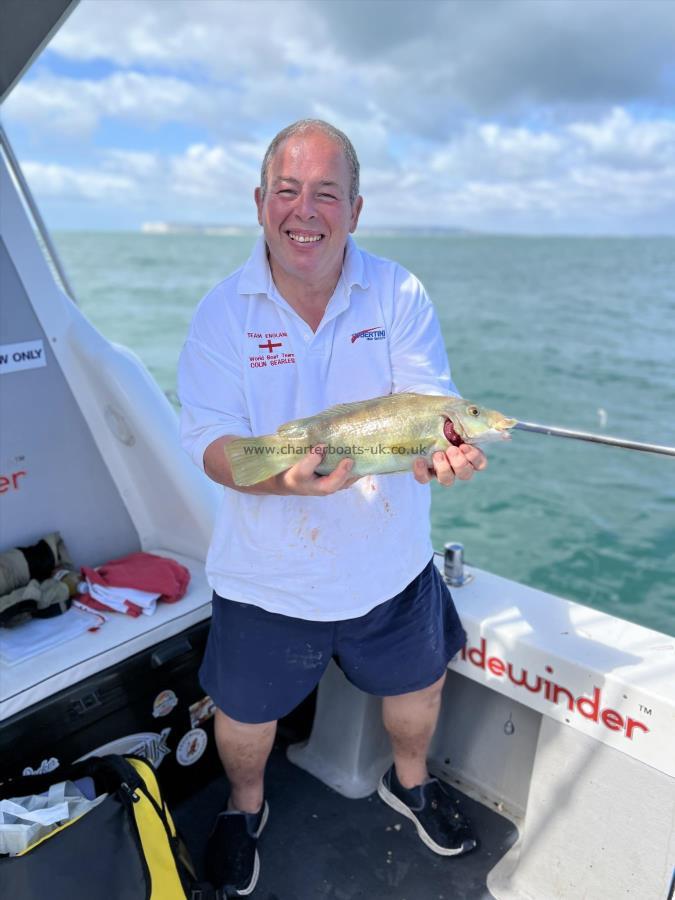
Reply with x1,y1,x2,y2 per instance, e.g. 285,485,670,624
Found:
0,620,223,803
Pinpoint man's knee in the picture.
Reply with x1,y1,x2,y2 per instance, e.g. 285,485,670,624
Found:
214,708,277,750
417,671,447,703
215,707,277,729
382,672,447,728
392,671,446,706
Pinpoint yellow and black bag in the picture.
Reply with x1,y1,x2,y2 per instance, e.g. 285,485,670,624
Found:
0,753,214,899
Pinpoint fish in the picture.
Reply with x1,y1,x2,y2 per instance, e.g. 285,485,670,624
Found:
225,393,516,487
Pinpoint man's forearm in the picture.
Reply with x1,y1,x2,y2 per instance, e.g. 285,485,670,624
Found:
203,436,286,495
203,435,357,497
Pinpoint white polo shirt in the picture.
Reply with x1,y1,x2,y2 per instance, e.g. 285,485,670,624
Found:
178,235,457,621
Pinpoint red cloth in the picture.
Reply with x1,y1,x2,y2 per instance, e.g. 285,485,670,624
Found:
77,593,143,617
81,552,190,604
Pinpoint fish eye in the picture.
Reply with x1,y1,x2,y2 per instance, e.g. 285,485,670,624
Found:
467,405,480,416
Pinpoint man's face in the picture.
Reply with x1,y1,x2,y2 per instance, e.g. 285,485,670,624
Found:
255,130,363,291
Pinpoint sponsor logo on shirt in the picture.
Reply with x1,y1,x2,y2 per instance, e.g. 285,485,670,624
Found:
351,326,386,344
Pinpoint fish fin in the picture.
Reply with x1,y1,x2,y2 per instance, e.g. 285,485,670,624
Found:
225,435,293,486
277,394,404,437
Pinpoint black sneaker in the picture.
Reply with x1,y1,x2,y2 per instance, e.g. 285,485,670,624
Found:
377,765,477,856
205,802,269,897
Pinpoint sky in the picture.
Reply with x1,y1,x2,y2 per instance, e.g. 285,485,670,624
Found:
2,0,675,234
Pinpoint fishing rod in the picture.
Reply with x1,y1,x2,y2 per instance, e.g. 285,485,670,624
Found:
514,421,675,458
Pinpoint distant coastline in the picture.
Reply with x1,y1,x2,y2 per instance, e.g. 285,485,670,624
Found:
49,224,673,239
140,221,474,237
140,222,259,236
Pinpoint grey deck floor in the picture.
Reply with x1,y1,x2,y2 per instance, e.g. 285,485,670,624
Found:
174,739,518,900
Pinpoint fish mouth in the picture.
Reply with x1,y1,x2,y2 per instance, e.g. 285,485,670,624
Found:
443,418,465,447
443,415,518,447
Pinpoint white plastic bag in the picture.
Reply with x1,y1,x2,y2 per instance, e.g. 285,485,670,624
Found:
0,778,107,855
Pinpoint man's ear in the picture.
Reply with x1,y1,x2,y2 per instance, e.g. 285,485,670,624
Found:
254,187,264,226
350,195,363,233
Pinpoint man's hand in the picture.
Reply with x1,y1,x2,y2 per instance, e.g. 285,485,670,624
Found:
412,444,487,487
204,436,359,495
275,445,360,496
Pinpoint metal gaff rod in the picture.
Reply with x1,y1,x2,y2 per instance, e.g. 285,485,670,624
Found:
514,421,675,458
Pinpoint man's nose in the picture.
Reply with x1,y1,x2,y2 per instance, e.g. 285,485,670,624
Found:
295,188,317,219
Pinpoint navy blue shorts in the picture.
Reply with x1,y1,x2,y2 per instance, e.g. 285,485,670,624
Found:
199,558,467,724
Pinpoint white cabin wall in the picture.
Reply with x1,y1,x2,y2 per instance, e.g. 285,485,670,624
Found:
488,717,675,900
0,237,140,565
0,141,219,567
429,671,541,819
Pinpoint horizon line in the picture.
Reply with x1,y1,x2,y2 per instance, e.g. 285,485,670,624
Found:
50,224,675,239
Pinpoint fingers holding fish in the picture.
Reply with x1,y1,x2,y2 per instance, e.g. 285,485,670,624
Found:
423,445,486,487
315,457,358,494
413,456,435,485
432,451,459,486
278,445,357,496
459,444,488,472
275,444,326,494
445,446,480,481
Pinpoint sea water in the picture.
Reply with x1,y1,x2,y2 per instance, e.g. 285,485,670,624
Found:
53,232,675,636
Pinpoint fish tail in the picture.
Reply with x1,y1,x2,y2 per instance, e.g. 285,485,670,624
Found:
225,434,294,486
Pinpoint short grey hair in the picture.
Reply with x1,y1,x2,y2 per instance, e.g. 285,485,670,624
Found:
259,119,360,205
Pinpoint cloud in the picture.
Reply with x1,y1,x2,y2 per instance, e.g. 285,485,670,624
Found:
5,0,675,232
20,144,260,223
49,0,313,79
169,143,258,202
430,126,565,183
309,0,675,116
45,0,675,125
5,71,239,138
49,1,675,96
361,108,675,233
568,107,675,170
17,107,675,233
10,0,675,142
21,161,136,201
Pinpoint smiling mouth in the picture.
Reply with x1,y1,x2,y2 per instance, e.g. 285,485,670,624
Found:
287,231,323,244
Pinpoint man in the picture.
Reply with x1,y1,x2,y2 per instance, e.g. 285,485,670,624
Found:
178,119,486,897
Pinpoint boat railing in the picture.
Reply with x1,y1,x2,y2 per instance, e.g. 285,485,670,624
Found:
0,124,76,302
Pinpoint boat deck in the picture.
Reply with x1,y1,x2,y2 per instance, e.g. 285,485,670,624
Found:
175,736,518,900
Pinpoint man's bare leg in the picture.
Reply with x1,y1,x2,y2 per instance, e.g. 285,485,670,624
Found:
381,672,446,787
213,708,277,813
379,671,476,855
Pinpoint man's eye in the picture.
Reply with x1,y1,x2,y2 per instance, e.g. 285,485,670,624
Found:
278,189,296,196
318,193,337,200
